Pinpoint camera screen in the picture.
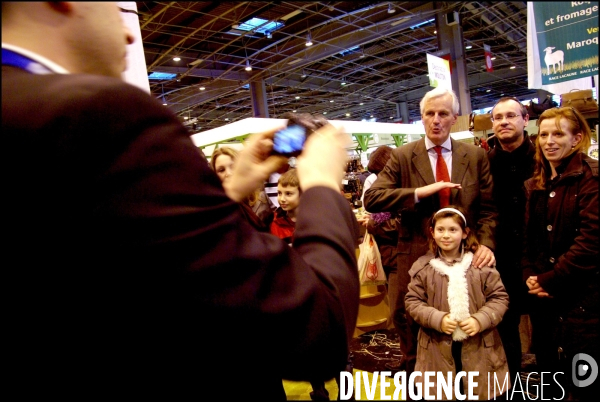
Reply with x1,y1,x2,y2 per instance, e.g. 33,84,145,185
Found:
273,125,306,155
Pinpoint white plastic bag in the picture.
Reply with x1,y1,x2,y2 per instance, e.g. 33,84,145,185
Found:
357,232,386,286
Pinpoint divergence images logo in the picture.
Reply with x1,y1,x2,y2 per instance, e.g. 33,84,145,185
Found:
572,353,598,388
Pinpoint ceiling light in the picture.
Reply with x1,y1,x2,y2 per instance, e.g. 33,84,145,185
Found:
305,31,313,46
345,113,350,117
292,110,297,113
173,56,181,62
323,112,327,115
266,31,272,39
245,60,252,71
199,86,205,91
491,56,497,60
486,89,491,92
510,65,516,69
225,118,230,121
388,4,396,13
295,96,300,99
341,81,347,86
465,45,472,49
389,116,394,119
434,30,437,34
360,102,364,105
500,93,505,96
330,100,334,103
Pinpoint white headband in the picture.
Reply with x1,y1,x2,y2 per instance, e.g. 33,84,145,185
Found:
435,208,467,225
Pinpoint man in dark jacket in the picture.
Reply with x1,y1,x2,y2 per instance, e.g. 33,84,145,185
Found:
488,96,536,383
2,2,359,399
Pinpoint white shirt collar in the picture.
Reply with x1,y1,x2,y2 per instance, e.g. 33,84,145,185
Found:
425,136,452,152
2,43,70,74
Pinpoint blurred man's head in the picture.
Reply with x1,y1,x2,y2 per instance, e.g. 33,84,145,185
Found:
2,2,134,78
420,87,459,146
491,97,529,152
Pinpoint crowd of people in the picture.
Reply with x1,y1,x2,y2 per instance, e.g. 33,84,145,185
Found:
2,2,597,401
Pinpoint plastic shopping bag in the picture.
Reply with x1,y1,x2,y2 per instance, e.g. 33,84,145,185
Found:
357,232,386,286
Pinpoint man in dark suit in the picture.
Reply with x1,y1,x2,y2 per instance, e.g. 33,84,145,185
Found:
488,97,535,385
2,2,359,399
364,87,498,377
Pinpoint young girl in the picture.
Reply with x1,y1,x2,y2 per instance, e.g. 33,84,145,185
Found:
405,206,510,400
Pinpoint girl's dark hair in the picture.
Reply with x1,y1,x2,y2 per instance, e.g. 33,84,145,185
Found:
428,205,479,255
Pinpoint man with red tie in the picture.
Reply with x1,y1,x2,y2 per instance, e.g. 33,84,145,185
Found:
364,87,498,379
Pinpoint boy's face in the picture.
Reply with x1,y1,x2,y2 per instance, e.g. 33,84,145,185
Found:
277,184,300,212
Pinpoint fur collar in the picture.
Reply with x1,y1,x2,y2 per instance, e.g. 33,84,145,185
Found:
429,251,474,341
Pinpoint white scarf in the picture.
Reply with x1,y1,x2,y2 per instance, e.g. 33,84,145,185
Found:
429,251,473,341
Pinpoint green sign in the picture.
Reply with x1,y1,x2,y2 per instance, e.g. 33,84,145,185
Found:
533,2,599,85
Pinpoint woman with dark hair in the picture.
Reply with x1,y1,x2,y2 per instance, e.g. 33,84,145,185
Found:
522,107,598,400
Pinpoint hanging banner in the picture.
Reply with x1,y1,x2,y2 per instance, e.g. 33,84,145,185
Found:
528,1,598,90
426,53,452,89
484,44,493,72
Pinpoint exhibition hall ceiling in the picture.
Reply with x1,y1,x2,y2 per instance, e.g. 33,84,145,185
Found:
135,1,532,132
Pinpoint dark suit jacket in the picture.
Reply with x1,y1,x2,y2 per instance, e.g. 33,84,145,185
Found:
364,138,498,290
2,65,359,397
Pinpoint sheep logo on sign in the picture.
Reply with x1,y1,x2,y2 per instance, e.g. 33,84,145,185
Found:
543,47,564,75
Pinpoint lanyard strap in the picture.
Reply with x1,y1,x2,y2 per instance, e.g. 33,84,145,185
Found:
2,48,53,74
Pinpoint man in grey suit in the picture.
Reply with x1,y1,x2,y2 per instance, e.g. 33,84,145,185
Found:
364,87,498,377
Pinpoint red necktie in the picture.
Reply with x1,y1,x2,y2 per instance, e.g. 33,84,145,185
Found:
434,146,451,207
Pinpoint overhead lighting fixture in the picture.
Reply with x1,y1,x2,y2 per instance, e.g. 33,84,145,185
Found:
162,96,167,106
225,118,230,121
360,102,364,105
434,30,437,34
491,56,497,60
265,31,272,39
323,112,327,115
486,89,491,92
295,96,300,99
345,113,351,117
465,45,472,49
292,110,297,113
305,31,313,46
510,65,516,69
388,4,396,13
245,60,252,71
330,100,334,103
199,86,205,91
173,56,181,62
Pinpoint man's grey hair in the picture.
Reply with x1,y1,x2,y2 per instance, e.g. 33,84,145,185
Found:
420,87,460,116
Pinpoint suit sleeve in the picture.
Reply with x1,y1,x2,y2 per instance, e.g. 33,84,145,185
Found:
474,148,498,251
73,79,360,381
363,147,417,213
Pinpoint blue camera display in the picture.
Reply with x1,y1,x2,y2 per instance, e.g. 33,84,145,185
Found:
272,125,307,156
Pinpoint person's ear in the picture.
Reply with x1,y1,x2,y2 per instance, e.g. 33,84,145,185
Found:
462,227,469,240
572,132,583,148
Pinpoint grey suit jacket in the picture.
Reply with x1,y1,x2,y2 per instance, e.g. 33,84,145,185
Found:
364,138,498,280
